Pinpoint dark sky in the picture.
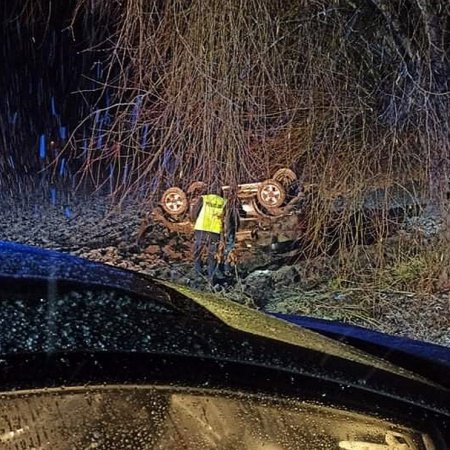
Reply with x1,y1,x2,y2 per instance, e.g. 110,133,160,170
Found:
0,1,107,181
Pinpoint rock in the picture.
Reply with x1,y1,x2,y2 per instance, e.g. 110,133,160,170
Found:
144,244,160,255
154,267,172,279
242,270,274,306
271,265,300,287
179,277,193,286
161,243,185,261
117,241,128,252
232,246,272,275
403,212,444,238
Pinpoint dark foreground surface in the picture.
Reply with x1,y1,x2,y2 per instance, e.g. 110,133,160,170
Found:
0,241,449,448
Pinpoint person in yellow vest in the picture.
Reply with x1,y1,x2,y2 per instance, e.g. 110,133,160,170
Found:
191,184,227,283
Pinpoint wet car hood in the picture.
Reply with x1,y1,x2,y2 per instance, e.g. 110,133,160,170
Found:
0,240,449,417
0,242,436,377
272,313,450,367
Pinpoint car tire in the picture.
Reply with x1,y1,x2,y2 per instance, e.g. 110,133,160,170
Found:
257,179,286,209
272,168,297,187
160,187,188,216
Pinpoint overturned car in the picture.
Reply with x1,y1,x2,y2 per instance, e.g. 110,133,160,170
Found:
153,167,425,254
153,167,304,252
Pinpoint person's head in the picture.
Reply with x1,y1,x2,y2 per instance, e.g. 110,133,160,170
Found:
209,181,222,197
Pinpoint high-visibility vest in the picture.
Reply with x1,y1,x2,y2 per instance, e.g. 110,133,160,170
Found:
194,194,226,234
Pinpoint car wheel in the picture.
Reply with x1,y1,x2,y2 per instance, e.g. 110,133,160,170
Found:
257,179,286,209
272,168,297,187
160,187,188,216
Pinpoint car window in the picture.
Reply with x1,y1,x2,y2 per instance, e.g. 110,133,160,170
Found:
0,283,222,355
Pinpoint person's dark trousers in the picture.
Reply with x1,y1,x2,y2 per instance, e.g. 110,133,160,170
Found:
193,230,220,281
223,231,236,275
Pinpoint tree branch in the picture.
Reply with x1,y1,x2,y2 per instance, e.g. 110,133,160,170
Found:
368,0,414,60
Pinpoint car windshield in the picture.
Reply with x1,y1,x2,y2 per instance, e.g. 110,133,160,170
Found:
0,386,430,450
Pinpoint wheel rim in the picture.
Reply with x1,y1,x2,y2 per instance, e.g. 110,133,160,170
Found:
165,192,184,213
260,183,283,207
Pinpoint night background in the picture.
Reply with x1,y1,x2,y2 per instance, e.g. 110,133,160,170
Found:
0,0,449,345
1,2,95,188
